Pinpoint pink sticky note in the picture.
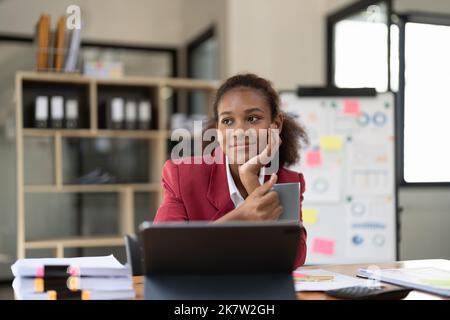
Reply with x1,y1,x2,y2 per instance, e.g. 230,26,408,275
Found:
306,150,322,167
293,271,308,277
312,238,335,256
36,266,44,278
68,265,80,276
343,100,361,116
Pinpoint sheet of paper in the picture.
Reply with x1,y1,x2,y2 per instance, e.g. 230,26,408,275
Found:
15,289,136,300
13,275,133,293
11,255,126,277
358,267,450,296
293,269,366,291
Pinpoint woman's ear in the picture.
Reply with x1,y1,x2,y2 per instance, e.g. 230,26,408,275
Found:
272,113,283,132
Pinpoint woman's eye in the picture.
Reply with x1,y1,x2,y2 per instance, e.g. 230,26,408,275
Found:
248,116,260,123
222,118,233,126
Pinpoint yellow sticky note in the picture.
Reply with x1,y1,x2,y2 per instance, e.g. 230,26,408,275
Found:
320,135,343,151
303,208,318,225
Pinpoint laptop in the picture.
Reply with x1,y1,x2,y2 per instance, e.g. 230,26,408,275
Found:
139,221,303,300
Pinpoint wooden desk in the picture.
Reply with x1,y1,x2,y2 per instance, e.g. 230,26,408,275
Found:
133,259,450,300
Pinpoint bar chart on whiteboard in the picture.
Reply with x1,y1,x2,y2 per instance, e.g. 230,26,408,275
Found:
280,92,396,264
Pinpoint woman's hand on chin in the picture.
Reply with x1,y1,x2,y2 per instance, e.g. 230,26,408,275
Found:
238,126,281,194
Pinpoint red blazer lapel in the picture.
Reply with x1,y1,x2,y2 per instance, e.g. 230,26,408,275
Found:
206,149,235,216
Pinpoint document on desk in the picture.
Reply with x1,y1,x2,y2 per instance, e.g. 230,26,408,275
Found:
14,289,136,300
12,275,133,292
358,267,450,297
11,255,135,300
293,269,366,291
11,255,130,277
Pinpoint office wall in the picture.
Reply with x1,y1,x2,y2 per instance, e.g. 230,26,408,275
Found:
394,0,450,14
226,0,327,89
0,0,184,46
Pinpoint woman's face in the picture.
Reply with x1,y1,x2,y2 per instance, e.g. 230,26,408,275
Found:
216,88,282,164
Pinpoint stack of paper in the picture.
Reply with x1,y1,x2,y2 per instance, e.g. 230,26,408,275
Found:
358,267,450,297
11,255,135,300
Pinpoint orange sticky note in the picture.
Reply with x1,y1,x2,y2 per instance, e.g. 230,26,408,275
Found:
312,238,335,256
305,150,322,167
343,99,361,116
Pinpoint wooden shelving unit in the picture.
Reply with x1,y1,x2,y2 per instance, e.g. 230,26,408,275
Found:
15,71,218,259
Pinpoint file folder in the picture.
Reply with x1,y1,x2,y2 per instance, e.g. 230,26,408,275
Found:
35,96,49,128
50,96,64,128
65,99,79,129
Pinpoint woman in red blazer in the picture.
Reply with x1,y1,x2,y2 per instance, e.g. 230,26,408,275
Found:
154,73,309,268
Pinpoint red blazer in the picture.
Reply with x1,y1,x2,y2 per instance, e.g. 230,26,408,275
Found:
153,148,307,268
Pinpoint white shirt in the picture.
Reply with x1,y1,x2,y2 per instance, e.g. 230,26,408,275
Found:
225,155,265,208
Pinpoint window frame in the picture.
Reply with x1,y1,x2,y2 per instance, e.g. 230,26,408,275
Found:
397,13,450,187
328,2,450,186
186,25,217,115
186,25,216,80
326,0,393,91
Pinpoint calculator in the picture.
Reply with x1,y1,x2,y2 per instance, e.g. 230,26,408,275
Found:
326,285,413,300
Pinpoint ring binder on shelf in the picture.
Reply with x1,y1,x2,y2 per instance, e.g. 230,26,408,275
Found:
65,99,79,129
125,100,137,130
108,97,124,130
138,100,152,130
35,96,49,128
50,96,64,128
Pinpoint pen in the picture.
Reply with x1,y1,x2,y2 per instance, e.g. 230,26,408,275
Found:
293,272,335,282
294,275,335,282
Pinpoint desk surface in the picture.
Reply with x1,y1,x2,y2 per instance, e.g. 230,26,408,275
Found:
133,259,450,300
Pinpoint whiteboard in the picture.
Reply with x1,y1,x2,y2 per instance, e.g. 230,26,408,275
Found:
280,92,397,264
